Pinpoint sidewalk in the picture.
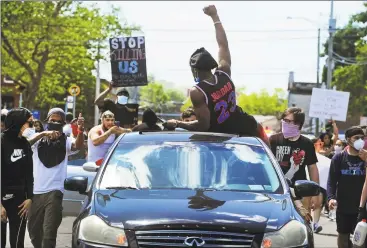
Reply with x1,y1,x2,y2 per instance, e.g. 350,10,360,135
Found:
314,213,339,248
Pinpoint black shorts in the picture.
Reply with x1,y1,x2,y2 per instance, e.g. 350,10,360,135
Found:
336,211,358,234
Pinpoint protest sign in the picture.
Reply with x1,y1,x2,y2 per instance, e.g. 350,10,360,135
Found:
309,88,350,122
109,36,148,87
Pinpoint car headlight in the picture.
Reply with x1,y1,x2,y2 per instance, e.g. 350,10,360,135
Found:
78,215,128,246
261,220,307,248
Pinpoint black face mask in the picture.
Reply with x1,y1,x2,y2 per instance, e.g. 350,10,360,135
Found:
47,122,63,132
28,121,34,128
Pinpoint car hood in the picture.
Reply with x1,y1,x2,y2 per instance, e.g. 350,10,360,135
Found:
93,189,295,233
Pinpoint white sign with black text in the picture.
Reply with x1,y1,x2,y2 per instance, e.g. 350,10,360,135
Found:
309,88,350,122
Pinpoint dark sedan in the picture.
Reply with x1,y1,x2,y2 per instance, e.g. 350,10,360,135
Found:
65,132,319,248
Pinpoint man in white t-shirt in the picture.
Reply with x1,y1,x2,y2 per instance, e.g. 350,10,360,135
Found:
26,108,84,248
62,112,74,137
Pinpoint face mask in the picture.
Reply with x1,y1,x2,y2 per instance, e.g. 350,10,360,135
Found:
22,128,36,139
353,138,365,151
281,120,301,139
117,96,128,105
194,70,200,83
334,145,343,153
47,122,64,132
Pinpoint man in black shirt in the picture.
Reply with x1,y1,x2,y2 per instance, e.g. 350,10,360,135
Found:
1,107,34,248
95,86,138,128
165,5,268,146
269,107,319,219
327,126,366,248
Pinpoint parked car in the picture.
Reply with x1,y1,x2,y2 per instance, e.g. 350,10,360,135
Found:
63,158,96,216
65,131,319,248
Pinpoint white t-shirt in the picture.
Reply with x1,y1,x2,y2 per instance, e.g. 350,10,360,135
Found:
63,124,72,137
32,137,75,194
305,153,331,190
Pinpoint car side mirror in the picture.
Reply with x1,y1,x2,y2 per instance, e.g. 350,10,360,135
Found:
294,180,320,198
83,162,99,172
64,176,88,195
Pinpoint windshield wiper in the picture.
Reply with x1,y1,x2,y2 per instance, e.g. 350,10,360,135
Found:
105,186,140,190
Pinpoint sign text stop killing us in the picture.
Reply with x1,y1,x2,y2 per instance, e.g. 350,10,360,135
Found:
109,36,148,87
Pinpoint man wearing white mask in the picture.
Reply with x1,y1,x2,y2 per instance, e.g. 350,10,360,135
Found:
269,107,319,224
94,82,137,128
327,126,366,248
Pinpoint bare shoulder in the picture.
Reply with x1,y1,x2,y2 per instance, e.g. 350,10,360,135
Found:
190,87,206,107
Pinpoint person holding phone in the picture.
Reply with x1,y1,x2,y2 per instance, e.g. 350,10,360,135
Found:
87,111,131,165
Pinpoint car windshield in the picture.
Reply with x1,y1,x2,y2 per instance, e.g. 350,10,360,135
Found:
99,142,282,193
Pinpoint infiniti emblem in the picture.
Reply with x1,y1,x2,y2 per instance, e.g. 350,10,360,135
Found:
184,237,205,247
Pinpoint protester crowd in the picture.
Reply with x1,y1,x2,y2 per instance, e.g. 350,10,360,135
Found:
1,4,367,248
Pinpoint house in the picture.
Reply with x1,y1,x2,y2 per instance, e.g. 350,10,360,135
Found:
1,75,26,109
287,71,318,130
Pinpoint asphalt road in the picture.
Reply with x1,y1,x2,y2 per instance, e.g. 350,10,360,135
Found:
5,212,340,248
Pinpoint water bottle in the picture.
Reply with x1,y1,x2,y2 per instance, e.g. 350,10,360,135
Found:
329,200,337,221
353,219,367,246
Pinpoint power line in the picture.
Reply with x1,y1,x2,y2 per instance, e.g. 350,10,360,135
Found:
2,36,329,44
4,22,351,33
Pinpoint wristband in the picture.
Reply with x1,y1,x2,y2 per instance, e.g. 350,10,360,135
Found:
214,21,221,25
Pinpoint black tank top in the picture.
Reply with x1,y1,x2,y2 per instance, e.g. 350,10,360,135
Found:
194,70,243,134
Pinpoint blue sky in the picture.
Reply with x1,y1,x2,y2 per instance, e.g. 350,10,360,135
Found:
94,1,364,95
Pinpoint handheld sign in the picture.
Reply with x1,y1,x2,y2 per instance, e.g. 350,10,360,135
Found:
109,36,148,87
309,88,350,122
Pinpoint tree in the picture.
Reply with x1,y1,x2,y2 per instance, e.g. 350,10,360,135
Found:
237,88,288,116
1,1,138,124
321,3,367,116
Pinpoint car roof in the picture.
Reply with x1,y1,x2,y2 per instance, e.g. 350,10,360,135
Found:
119,131,263,147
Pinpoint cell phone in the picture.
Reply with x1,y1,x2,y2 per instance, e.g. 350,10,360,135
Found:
114,121,120,127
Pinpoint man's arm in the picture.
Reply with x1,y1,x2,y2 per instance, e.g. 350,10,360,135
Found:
175,88,210,131
307,164,320,184
27,131,59,146
71,130,84,151
95,82,113,106
25,145,34,199
71,113,85,151
327,158,338,202
204,5,231,75
90,127,115,146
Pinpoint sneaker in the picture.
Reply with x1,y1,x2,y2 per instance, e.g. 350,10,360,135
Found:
314,223,323,233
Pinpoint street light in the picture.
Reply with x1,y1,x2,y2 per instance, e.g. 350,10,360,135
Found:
287,16,322,135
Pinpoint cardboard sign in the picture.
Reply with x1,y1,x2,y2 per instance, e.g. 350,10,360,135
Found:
309,88,350,122
109,36,148,87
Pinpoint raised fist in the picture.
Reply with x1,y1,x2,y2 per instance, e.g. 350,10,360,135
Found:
203,5,217,17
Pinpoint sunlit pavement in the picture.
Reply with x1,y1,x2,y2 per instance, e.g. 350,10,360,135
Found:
7,214,339,248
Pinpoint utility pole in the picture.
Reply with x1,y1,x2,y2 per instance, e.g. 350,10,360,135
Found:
94,43,101,126
316,28,321,135
326,0,335,89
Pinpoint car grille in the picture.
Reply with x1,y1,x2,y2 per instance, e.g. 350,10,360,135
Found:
135,229,254,248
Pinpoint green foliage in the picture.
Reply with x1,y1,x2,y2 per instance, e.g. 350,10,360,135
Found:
321,3,367,116
180,88,287,116
139,80,185,113
180,98,193,112
237,88,288,116
1,1,138,124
